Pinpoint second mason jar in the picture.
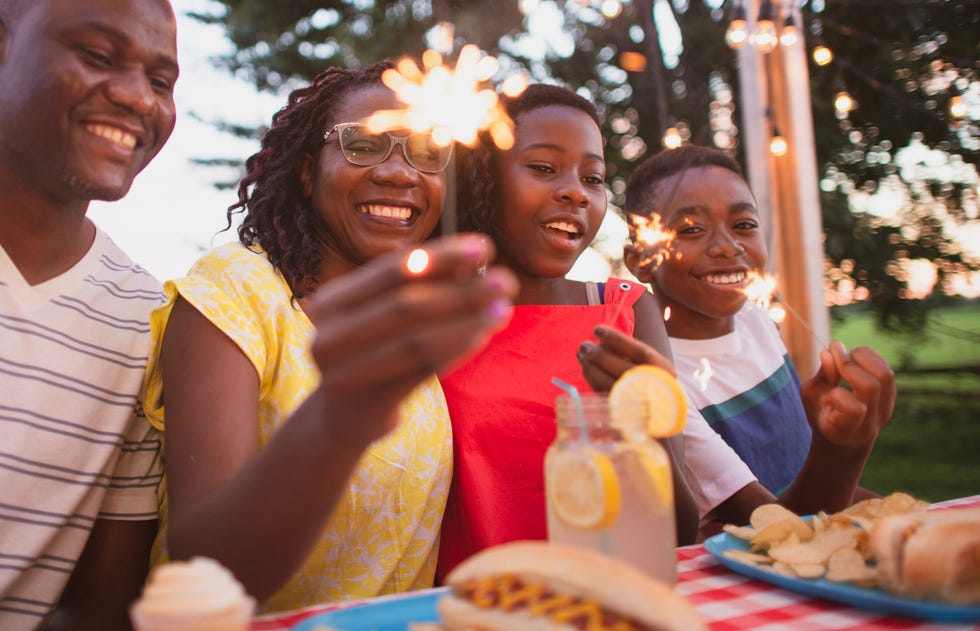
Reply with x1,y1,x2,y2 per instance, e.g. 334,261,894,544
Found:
544,392,677,585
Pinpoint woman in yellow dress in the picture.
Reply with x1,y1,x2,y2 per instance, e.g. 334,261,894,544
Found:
142,60,517,612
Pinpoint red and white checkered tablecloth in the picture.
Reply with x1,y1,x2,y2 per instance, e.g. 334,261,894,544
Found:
251,495,980,631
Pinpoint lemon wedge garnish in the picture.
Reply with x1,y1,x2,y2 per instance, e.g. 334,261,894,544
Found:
545,447,621,530
609,365,687,440
618,443,674,507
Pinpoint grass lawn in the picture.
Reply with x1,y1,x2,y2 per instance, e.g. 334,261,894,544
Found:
830,302,980,502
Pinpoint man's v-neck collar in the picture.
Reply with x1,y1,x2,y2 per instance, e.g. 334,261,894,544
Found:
0,230,106,310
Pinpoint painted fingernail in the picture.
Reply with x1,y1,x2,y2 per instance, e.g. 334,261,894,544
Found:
462,236,486,262
485,270,510,292
485,299,512,324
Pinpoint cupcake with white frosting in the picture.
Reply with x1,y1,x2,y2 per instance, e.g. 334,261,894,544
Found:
130,557,255,631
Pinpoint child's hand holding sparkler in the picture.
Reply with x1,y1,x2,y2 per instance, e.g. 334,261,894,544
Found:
800,341,897,450
577,324,675,394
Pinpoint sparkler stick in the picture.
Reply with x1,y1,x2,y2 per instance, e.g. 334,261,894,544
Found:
368,44,518,242
771,295,830,349
604,214,676,328
742,271,829,349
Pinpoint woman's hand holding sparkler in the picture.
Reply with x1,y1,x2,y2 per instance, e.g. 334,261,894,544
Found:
306,234,517,448
800,341,898,450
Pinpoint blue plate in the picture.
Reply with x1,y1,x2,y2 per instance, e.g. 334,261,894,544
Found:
290,588,447,631
704,531,980,623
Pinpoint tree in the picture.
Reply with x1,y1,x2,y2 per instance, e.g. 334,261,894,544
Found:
192,0,979,330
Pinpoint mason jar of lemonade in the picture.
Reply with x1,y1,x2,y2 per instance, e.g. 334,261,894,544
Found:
544,391,678,584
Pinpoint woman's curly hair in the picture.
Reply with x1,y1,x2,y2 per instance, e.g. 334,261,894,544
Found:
457,83,601,240
228,60,395,300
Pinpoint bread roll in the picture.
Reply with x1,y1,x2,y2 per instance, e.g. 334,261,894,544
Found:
870,507,980,604
438,540,705,631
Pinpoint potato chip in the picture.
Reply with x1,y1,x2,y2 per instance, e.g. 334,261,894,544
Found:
749,504,798,530
722,493,925,590
750,516,813,549
769,541,826,565
809,528,860,557
825,547,877,584
811,511,830,534
789,563,826,579
722,524,757,541
769,527,858,569
843,492,928,521
842,497,881,519
877,492,928,517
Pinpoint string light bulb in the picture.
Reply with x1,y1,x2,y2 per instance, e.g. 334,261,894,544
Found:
812,45,833,66
769,128,788,156
779,12,798,47
619,51,648,72
518,0,541,15
601,0,623,18
427,21,455,55
834,89,855,114
750,0,778,54
724,1,748,50
950,85,967,119
663,125,683,149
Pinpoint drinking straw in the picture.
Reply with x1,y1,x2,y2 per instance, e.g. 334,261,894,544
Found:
551,377,589,443
551,377,614,555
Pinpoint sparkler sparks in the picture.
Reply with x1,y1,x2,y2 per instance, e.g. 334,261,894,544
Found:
368,45,516,151
629,214,676,270
369,44,520,237
741,271,829,348
742,271,778,311
405,248,430,275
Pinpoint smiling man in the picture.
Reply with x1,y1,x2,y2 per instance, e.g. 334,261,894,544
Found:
0,0,179,628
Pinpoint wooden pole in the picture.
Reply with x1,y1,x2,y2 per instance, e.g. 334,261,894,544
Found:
739,1,830,378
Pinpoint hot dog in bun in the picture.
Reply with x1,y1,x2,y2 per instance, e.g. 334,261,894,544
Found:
870,506,980,604
437,541,705,631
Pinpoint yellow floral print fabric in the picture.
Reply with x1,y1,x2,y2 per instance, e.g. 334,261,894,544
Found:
143,243,453,613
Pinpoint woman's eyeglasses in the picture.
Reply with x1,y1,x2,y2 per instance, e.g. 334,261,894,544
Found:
324,123,454,174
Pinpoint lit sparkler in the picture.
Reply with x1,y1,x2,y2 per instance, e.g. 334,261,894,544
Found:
372,44,519,243
405,248,430,275
741,271,829,348
609,213,674,327
629,214,676,270
742,271,778,311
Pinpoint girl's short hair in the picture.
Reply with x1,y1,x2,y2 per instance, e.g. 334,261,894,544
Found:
457,83,601,237
623,144,743,219
229,61,395,299
503,83,600,127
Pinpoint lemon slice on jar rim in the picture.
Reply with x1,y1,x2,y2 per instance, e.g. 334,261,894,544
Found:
617,443,674,508
609,365,687,440
545,446,621,530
